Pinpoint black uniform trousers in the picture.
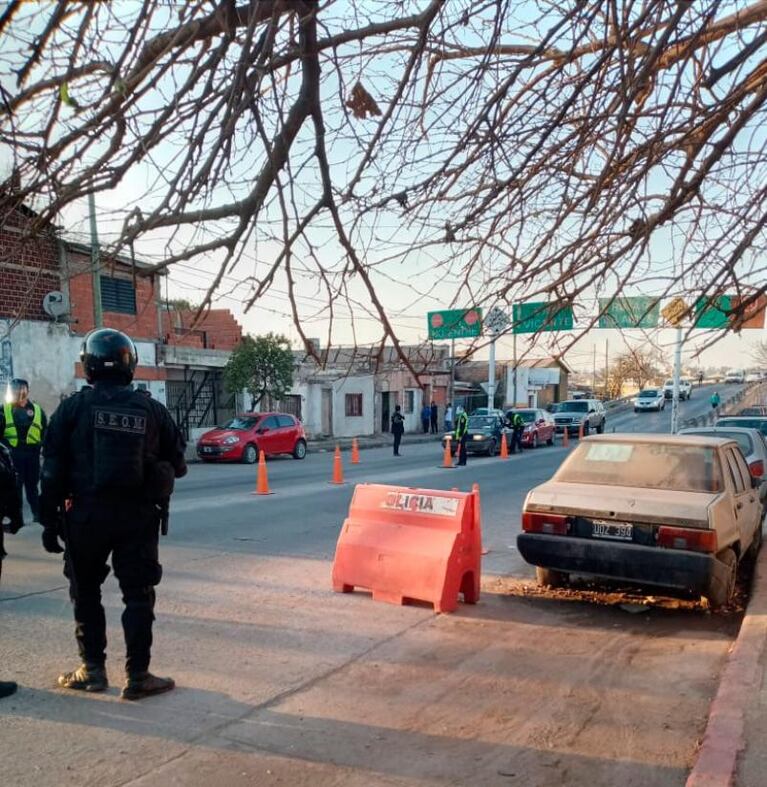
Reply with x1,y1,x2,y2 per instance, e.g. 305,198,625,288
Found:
11,447,41,520
63,499,162,674
393,429,403,456
511,427,524,454
457,434,468,465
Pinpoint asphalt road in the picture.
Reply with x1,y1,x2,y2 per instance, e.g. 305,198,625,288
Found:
0,381,752,787
171,382,745,577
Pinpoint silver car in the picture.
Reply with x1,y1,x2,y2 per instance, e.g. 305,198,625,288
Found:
634,388,665,412
680,426,767,482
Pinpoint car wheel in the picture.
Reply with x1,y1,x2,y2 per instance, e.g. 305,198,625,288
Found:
582,421,590,437
706,548,737,609
487,439,497,457
293,439,307,460
634,408,638,413
242,444,258,464
747,522,763,563
596,420,604,434
546,433,554,446
530,433,538,449
536,566,569,589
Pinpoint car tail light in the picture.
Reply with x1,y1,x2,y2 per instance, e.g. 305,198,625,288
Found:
522,511,569,535
749,460,764,478
657,526,718,553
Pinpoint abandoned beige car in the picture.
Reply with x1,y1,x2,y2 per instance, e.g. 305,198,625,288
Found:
517,434,764,607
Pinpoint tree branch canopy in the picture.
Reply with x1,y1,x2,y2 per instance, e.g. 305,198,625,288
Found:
3,0,767,358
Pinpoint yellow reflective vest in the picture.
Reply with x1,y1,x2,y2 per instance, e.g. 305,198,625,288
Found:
3,402,43,447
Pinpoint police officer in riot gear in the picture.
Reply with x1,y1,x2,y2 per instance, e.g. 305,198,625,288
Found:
40,328,186,700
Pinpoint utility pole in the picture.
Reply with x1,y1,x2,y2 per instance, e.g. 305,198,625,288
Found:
449,339,455,410
592,344,597,394
485,307,509,410
604,339,609,398
88,192,103,328
670,326,683,434
488,334,496,410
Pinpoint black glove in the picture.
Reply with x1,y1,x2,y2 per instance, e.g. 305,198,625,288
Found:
42,527,64,554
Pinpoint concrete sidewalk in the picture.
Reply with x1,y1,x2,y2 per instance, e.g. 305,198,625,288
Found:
686,541,767,787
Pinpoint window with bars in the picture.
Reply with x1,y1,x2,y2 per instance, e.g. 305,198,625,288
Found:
345,393,363,417
100,275,137,314
403,389,415,413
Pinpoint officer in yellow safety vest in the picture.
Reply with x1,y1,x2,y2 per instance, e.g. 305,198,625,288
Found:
1,379,47,525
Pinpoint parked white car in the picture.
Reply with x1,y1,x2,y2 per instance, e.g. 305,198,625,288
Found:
518,434,764,607
634,388,665,412
663,378,692,400
725,369,745,384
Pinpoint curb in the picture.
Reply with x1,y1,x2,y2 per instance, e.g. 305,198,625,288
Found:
686,542,767,787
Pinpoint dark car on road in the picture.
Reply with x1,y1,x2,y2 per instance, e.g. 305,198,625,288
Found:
442,414,510,457
552,399,606,436
197,412,307,463
506,408,556,448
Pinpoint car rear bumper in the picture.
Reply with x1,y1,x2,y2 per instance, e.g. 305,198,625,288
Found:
517,533,724,594
197,446,242,461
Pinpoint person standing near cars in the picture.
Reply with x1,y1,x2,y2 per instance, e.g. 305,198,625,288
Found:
420,403,431,434
510,411,525,454
0,378,47,525
40,328,187,700
454,406,469,466
444,402,453,432
710,391,721,410
430,401,439,434
0,440,24,699
391,404,405,456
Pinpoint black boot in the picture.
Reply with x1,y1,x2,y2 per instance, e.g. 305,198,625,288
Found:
58,663,108,692
121,672,175,701
0,681,18,698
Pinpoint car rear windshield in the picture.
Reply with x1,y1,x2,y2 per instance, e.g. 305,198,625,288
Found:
684,430,753,456
555,441,723,493
717,418,767,436
557,401,588,413
639,390,658,397
469,416,494,429
665,380,673,386
222,416,260,430
510,410,536,422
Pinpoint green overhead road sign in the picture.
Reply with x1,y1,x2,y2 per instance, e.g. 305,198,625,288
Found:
598,296,660,329
694,296,731,329
427,308,483,340
513,301,574,334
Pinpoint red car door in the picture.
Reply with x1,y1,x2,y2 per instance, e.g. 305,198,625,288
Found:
256,415,281,455
278,415,299,453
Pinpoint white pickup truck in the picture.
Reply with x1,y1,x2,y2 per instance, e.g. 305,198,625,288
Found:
663,378,692,400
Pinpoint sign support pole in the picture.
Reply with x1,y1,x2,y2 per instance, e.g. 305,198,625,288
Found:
671,326,683,434
449,339,455,411
512,328,518,406
488,331,496,411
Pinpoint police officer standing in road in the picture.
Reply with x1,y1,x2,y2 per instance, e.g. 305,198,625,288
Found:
510,411,525,454
391,404,405,457
0,378,47,525
40,329,187,700
454,406,469,466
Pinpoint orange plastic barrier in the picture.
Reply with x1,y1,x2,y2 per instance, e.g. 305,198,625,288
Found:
252,449,273,496
330,444,345,485
332,483,482,613
578,421,585,440
351,438,360,464
562,428,569,447
500,432,509,459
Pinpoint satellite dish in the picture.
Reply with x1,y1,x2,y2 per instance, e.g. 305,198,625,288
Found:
42,291,70,320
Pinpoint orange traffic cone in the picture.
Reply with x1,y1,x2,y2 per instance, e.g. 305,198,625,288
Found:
441,436,454,468
330,444,345,485
578,421,585,440
252,450,274,495
500,432,509,459
351,438,360,465
562,428,569,448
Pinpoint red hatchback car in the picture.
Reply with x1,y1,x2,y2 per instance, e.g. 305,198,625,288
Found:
197,412,307,463
506,408,556,448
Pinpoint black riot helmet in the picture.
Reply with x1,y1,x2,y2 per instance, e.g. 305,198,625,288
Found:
80,328,138,384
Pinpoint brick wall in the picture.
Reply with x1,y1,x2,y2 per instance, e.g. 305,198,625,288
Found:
0,209,61,321
67,251,160,340
161,308,242,350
